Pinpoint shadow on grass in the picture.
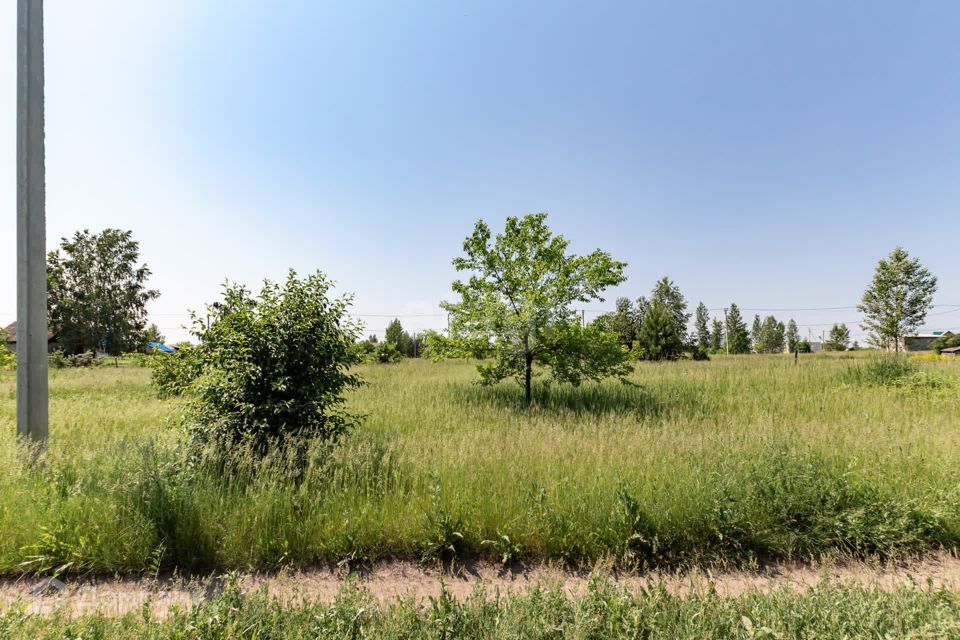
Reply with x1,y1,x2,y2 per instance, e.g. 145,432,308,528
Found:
447,379,702,420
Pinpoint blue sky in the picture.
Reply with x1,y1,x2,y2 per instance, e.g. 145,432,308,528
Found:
2,1,958,342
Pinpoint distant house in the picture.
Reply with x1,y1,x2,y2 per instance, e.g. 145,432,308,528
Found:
3,322,58,354
808,341,823,353
942,346,960,358
904,331,953,352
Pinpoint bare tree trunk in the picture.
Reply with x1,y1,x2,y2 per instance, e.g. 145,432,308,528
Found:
523,333,532,404
524,353,533,404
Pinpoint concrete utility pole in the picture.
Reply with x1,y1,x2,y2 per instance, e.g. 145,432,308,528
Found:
16,0,48,444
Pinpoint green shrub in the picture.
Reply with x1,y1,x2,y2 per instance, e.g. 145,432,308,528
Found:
0,330,12,368
687,344,710,361
350,338,404,364
844,357,917,387
172,270,363,456
150,345,202,398
841,357,956,392
47,351,68,369
374,341,403,364
46,351,99,368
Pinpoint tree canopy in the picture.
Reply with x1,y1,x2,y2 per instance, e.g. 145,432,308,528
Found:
635,277,690,360
710,318,724,352
434,213,630,403
694,302,711,351
786,319,800,353
725,304,750,354
592,297,638,348
824,323,851,351
858,247,937,353
47,229,159,355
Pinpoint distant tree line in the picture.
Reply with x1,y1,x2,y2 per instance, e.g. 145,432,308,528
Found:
352,318,425,363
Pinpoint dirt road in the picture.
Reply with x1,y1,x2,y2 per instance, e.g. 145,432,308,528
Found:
2,553,959,618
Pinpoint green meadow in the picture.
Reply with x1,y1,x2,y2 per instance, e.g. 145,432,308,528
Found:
0,353,958,575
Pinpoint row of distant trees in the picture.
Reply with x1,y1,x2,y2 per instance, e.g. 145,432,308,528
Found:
591,285,857,358
352,319,425,363
32,217,939,389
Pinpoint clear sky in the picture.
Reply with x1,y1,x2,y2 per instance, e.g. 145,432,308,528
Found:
2,1,958,343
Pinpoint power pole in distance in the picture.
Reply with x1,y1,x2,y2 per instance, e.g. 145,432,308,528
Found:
16,0,48,444
723,308,729,355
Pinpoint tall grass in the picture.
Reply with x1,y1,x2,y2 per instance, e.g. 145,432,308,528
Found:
2,577,960,638
0,353,958,574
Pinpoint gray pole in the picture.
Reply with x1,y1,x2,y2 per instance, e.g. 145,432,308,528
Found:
16,0,48,443
723,308,729,355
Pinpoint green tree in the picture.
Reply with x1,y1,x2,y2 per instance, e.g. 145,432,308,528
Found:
650,277,689,343
759,315,785,354
786,319,800,353
145,323,165,345
694,302,711,350
858,247,937,353
750,315,763,353
824,323,851,351
725,304,750,354
710,318,724,352
633,296,649,331
162,270,362,455
435,213,631,403
636,301,685,361
385,318,414,356
592,297,637,348
47,229,159,355
930,333,960,354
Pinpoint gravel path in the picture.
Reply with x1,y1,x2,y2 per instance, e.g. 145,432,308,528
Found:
2,553,959,618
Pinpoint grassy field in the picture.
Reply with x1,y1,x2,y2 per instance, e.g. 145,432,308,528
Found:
0,353,958,575
2,577,960,638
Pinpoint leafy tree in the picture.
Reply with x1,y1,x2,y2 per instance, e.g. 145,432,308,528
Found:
156,270,362,455
384,318,405,348
694,302,711,350
824,323,851,351
858,247,937,353
650,277,689,343
930,333,960,354
797,339,812,353
751,315,763,353
47,229,159,355
725,304,750,354
632,277,689,361
633,296,649,331
758,315,785,354
636,301,685,361
710,318,724,352
435,213,631,403
786,319,800,353
145,323,165,345
385,318,415,356
592,297,638,348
